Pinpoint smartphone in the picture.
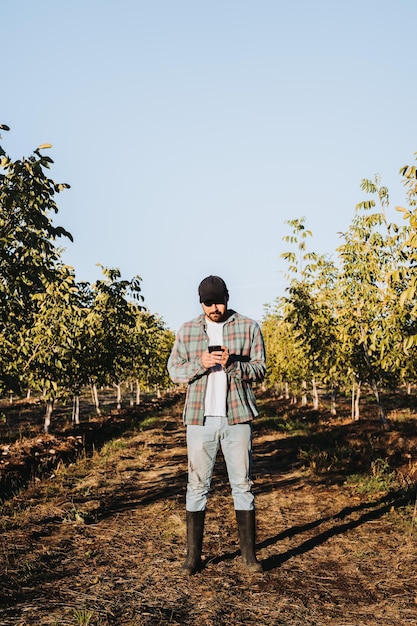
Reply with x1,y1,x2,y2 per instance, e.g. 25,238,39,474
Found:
208,345,223,353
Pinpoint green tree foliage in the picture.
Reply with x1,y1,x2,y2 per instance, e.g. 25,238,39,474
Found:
337,176,411,423
0,125,72,394
86,265,144,389
0,125,176,429
392,155,417,328
262,311,307,399
264,158,417,424
20,266,89,431
128,311,175,402
265,218,343,409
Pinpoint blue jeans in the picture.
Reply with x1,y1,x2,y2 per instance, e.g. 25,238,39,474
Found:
186,416,254,512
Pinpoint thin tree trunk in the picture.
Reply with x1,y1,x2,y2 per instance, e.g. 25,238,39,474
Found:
115,383,122,410
72,395,80,425
285,382,290,400
352,381,361,421
359,328,388,427
312,378,319,410
330,387,337,416
355,383,361,420
44,400,54,433
136,379,141,405
91,383,101,416
301,380,308,406
129,381,134,407
370,379,388,427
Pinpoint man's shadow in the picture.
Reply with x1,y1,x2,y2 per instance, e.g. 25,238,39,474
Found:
206,490,411,571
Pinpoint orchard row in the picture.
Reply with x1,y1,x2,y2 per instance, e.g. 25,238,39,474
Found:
0,125,174,432
262,163,417,424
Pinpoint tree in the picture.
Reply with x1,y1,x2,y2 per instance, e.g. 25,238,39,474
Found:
262,310,307,401
0,124,72,394
337,176,409,425
0,124,175,427
85,266,145,412
277,218,342,409
20,266,88,431
392,155,417,335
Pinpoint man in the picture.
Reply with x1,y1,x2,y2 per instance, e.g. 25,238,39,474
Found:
167,275,266,575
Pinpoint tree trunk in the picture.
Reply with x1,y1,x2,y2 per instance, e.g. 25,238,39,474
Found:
129,381,134,407
352,381,361,421
370,380,388,427
136,379,141,406
91,383,101,416
312,378,319,411
115,383,122,410
301,380,308,407
330,387,337,416
44,400,54,433
359,332,388,427
285,382,290,400
72,395,80,425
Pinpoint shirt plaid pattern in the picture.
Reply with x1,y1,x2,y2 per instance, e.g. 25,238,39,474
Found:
167,311,266,425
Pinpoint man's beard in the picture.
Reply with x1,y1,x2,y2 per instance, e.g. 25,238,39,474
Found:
207,310,223,322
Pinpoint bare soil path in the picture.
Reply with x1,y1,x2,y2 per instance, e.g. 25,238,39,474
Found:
0,394,417,625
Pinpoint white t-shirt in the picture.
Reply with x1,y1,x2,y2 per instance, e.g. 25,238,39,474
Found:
204,319,227,417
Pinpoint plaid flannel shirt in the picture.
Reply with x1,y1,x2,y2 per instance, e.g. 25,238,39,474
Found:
167,311,266,425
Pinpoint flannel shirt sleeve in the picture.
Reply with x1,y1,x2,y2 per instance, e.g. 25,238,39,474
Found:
167,325,207,385
225,322,266,383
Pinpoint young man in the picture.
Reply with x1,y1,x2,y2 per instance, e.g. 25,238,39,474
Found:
167,275,266,575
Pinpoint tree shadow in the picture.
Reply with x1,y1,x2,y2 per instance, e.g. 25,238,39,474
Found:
95,468,187,520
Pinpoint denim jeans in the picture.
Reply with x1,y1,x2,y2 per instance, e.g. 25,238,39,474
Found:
186,416,254,512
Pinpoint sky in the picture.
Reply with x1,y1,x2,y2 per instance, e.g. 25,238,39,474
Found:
3,0,417,331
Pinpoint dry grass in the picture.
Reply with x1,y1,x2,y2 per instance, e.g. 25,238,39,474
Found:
0,391,417,625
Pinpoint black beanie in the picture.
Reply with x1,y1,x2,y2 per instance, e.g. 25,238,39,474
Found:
198,275,229,303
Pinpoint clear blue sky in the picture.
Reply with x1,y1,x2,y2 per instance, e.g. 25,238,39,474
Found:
3,0,416,331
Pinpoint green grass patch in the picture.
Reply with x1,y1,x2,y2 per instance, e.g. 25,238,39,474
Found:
345,458,399,495
299,442,360,474
256,410,311,435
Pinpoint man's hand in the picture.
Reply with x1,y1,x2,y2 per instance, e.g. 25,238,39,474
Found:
201,346,229,370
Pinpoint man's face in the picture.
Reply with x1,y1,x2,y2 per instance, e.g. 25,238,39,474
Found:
202,299,228,323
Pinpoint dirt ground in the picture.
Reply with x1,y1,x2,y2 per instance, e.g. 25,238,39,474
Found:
1,391,417,626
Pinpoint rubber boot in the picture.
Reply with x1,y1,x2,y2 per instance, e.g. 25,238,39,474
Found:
235,509,263,573
181,510,205,575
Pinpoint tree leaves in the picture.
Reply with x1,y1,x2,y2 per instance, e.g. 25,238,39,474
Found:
266,158,417,421
0,124,73,398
